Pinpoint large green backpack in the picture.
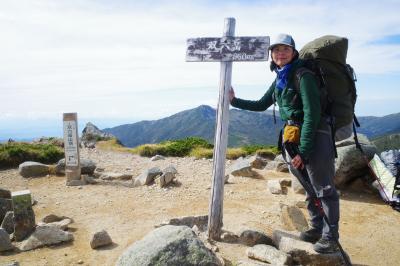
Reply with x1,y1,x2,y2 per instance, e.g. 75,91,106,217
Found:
294,35,357,138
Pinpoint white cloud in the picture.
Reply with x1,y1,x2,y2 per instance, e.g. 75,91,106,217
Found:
0,0,399,124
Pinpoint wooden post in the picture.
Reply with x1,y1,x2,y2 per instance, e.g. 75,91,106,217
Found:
207,17,235,239
186,18,269,240
63,113,81,186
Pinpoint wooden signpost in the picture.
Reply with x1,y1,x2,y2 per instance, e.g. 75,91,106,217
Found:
186,18,269,239
63,113,81,186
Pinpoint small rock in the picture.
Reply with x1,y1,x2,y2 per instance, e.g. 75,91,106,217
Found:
77,260,84,264
291,176,306,194
228,157,258,177
0,228,14,251
267,180,283,194
18,161,49,178
90,230,113,249
150,155,166,161
16,224,73,251
281,205,309,232
157,166,177,187
238,229,274,247
133,167,162,187
66,179,86,186
1,211,14,234
221,231,239,243
279,178,292,187
0,188,11,199
246,244,292,265
100,172,132,181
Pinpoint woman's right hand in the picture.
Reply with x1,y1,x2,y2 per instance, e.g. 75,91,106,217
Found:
229,87,235,103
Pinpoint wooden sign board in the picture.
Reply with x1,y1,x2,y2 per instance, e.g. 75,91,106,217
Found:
186,36,269,62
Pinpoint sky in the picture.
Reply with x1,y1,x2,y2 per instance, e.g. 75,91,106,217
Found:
1,0,400,139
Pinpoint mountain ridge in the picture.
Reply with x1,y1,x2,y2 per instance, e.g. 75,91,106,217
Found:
103,105,400,148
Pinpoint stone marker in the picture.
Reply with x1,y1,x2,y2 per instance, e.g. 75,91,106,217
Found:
63,113,82,186
12,190,35,241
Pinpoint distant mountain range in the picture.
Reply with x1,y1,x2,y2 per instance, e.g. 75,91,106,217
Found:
103,105,400,148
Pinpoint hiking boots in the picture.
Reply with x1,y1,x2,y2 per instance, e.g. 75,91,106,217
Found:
299,227,322,243
313,237,340,254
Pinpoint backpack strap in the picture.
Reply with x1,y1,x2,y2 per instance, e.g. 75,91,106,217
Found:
294,67,339,157
294,67,316,92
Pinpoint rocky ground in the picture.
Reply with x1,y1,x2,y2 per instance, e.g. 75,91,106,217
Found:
1,147,400,266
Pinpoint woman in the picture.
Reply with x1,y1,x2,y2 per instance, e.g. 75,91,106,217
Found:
229,33,340,254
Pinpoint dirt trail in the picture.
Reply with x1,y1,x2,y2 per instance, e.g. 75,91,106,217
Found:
1,148,399,266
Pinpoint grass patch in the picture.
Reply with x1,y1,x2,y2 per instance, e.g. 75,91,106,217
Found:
96,136,279,160
131,137,213,157
0,142,64,169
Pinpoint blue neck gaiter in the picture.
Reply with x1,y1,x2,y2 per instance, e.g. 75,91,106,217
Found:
275,63,293,91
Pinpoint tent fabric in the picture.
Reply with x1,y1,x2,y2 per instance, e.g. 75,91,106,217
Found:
369,154,400,203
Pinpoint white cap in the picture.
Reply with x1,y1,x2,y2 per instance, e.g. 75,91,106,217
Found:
269,33,296,50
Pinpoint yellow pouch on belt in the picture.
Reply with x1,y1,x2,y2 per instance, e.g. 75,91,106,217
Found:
283,125,300,144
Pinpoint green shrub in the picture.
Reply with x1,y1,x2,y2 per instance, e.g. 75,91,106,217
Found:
132,137,213,157
0,142,64,169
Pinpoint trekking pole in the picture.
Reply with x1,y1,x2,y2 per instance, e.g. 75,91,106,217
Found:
284,142,352,266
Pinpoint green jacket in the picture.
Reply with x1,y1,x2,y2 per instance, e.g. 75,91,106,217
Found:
231,59,321,160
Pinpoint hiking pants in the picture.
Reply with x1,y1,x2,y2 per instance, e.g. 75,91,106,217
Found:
289,128,340,241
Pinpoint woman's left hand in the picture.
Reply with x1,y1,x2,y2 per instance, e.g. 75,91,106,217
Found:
291,154,304,169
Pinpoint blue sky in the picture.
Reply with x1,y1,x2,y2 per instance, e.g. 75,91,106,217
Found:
1,0,400,139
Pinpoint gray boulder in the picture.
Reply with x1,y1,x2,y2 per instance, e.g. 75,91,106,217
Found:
99,172,132,181
133,167,162,187
90,230,113,249
115,225,221,266
0,228,13,252
246,244,292,265
158,215,208,232
81,122,114,148
267,180,283,194
228,157,258,177
18,161,49,178
55,158,96,175
335,141,376,187
1,211,14,234
158,166,178,187
280,205,309,232
273,230,344,266
0,198,12,224
249,155,269,169
16,224,74,251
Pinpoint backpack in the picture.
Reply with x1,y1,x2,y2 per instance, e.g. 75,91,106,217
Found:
294,35,358,141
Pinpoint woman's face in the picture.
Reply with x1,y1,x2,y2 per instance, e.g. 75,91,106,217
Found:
271,44,296,68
